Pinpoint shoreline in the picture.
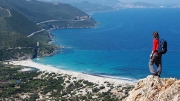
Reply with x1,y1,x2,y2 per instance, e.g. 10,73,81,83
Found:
8,60,136,86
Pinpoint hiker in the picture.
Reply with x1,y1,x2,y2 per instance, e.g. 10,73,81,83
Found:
149,31,162,77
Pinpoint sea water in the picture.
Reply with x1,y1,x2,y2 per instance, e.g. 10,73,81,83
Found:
34,8,180,81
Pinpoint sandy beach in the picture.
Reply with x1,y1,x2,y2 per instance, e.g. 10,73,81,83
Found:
8,60,136,86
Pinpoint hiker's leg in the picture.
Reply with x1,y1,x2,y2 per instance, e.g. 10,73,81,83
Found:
149,55,157,74
156,56,162,75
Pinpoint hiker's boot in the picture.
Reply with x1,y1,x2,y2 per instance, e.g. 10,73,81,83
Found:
156,72,160,78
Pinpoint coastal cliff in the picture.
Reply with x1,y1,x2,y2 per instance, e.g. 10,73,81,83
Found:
124,75,180,101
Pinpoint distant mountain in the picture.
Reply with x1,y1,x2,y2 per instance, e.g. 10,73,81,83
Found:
39,0,161,12
173,5,180,8
38,0,119,6
39,0,179,9
117,2,159,8
0,0,96,61
70,1,114,13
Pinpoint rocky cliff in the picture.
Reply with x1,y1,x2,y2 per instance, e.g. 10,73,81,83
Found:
124,75,180,101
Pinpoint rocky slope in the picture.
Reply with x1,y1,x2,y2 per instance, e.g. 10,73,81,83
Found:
124,75,180,101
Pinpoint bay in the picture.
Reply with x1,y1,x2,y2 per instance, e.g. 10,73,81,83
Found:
34,8,180,80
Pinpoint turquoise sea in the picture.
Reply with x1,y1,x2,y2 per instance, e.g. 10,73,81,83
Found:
34,9,180,81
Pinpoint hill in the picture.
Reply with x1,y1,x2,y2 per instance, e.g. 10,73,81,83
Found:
3,0,96,28
0,6,56,61
0,0,96,61
124,75,180,101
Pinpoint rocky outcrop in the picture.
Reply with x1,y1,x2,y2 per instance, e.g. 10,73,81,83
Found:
124,75,180,101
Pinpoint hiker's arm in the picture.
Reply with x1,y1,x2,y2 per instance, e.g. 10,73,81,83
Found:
150,51,154,59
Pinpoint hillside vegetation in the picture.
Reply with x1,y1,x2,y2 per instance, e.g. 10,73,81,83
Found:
0,0,96,61
7,0,88,21
0,64,134,100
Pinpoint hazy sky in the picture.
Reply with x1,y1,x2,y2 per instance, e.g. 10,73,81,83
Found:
119,0,180,5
